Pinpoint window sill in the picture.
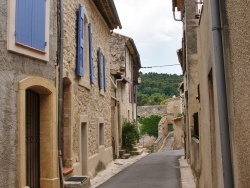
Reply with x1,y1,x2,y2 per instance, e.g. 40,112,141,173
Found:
79,78,91,90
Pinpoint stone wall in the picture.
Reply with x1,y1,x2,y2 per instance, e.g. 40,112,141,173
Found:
63,0,113,177
0,0,58,187
137,105,167,117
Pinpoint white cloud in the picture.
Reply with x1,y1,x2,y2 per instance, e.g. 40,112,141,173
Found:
113,0,183,74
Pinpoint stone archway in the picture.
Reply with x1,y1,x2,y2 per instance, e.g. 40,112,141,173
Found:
18,76,59,188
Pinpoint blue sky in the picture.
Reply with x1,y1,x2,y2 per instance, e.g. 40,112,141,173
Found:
113,0,183,75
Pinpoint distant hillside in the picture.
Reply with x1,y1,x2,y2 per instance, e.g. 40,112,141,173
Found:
137,72,183,106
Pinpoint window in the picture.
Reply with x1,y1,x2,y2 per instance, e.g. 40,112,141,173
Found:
99,123,104,145
77,4,94,87
97,48,107,92
193,112,199,139
8,0,50,61
168,124,174,132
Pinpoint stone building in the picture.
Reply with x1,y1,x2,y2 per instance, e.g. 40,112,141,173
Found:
173,0,250,187
62,0,122,179
109,33,141,158
0,0,59,187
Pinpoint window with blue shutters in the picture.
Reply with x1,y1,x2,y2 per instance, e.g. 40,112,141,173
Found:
89,23,94,84
103,56,107,92
15,0,46,51
98,48,103,90
97,48,107,92
77,4,84,77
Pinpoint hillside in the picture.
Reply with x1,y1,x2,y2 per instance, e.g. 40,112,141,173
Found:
137,72,183,106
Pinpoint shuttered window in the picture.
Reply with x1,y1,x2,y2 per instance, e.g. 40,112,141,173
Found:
15,0,46,51
77,4,84,77
103,56,106,91
89,23,94,84
98,48,103,90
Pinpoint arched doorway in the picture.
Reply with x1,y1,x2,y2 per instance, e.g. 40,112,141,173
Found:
18,76,59,188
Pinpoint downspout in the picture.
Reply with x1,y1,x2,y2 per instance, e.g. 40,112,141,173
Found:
173,11,182,22
58,0,64,187
210,1,234,187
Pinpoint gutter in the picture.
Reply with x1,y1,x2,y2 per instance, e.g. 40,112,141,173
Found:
210,0,234,187
58,0,64,187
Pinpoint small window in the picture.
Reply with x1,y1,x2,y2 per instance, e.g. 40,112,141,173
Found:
99,123,104,145
168,124,173,132
193,112,199,139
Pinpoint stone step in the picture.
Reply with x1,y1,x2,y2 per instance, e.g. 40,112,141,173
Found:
64,176,90,188
119,149,125,157
130,149,143,156
132,147,139,151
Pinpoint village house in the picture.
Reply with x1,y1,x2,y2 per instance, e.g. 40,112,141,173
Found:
109,33,141,158
173,0,250,187
62,0,122,181
0,0,59,187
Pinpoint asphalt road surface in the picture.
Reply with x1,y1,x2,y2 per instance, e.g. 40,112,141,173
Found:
97,137,184,188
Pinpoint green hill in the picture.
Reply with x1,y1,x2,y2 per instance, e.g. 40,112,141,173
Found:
137,72,183,106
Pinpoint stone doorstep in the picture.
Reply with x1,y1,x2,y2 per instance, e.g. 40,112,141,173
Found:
64,176,90,188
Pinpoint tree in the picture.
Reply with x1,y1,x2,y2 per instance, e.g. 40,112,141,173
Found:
122,122,139,151
139,115,161,138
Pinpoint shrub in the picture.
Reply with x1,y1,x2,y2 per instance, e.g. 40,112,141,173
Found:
122,122,139,151
139,115,161,138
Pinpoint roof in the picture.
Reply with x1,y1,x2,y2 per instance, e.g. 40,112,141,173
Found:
172,0,183,12
92,0,122,30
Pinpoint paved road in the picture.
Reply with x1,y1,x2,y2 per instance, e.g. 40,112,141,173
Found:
97,137,184,188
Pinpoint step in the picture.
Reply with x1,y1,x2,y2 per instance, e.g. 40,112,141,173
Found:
119,149,126,157
64,176,90,188
132,147,139,151
130,149,143,156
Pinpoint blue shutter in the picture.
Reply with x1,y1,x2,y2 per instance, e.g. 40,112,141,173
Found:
32,0,46,50
77,4,84,77
98,48,103,89
103,56,106,92
16,0,46,51
89,23,94,84
16,0,32,46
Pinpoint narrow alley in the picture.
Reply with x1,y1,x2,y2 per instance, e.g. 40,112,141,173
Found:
94,138,194,188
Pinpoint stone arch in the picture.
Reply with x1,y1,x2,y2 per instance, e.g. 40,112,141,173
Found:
18,76,59,188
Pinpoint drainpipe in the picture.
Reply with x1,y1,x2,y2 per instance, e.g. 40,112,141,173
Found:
210,0,234,187
58,0,64,187
173,11,182,22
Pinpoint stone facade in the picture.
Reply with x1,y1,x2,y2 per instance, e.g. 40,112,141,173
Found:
109,33,141,158
137,105,168,117
62,0,121,178
174,0,250,187
0,0,59,187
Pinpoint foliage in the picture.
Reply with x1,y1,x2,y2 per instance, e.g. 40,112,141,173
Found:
139,115,161,138
122,122,139,151
137,72,183,106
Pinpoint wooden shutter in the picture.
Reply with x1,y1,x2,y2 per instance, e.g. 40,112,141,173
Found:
16,0,33,47
89,23,94,84
103,56,106,92
77,4,84,77
32,0,46,50
98,48,103,89
16,0,45,51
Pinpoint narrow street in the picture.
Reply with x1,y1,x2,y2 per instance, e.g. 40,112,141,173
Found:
97,138,184,188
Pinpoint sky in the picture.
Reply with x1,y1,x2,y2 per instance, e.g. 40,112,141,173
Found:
113,0,183,75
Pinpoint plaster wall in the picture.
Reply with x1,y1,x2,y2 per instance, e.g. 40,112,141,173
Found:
63,0,113,177
197,1,223,187
0,0,58,187
221,1,250,187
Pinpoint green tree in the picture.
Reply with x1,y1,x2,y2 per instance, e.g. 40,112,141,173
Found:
137,72,183,106
139,115,161,138
122,122,139,151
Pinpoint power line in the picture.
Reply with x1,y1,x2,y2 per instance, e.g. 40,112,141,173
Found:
141,64,180,68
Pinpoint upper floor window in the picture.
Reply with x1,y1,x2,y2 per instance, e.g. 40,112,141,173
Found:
77,4,94,87
7,0,50,61
16,0,46,51
97,48,107,92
